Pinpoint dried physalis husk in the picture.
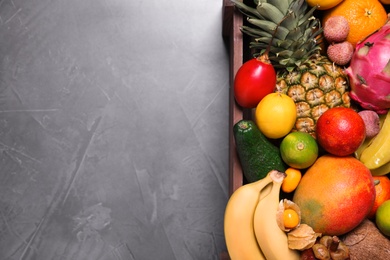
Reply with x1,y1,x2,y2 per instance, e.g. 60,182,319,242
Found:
276,199,301,232
288,224,322,250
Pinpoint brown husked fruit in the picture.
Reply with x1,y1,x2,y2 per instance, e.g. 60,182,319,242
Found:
343,219,390,260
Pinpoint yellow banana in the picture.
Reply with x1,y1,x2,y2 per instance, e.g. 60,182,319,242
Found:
253,170,300,260
354,136,373,160
371,160,390,176
224,172,275,260
360,110,390,169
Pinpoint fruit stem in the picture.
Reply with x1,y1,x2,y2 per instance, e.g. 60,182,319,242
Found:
238,120,250,130
256,52,271,64
263,11,293,58
326,236,350,260
269,170,287,183
329,242,350,260
329,236,340,253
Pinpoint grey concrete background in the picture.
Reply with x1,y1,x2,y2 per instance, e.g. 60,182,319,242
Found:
0,0,230,259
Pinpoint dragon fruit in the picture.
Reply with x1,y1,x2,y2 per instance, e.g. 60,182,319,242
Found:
345,20,390,114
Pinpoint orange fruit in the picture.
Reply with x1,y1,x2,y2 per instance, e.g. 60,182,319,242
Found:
368,175,390,219
283,209,300,229
316,107,366,157
293,155,376,236
282,168,302,193
323,0,388,47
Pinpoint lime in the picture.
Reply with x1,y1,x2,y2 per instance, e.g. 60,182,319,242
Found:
376,199,390,236
280,131,319,169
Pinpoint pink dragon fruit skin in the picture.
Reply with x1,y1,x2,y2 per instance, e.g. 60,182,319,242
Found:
345,21,390,114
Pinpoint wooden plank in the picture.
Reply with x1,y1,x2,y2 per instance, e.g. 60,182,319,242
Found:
222,0,234,38
220,0,243,260
225,0,244,196
221,1,244,257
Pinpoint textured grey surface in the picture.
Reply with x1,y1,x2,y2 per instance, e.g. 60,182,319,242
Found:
0,0,230,259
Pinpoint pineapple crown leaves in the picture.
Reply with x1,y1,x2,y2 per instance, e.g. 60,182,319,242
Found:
231,0,323,72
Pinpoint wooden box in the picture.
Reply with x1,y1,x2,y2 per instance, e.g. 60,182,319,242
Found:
220,1,244,259
222,0,251,197
221,2,390,260
220,0,261,255
220,1,248,259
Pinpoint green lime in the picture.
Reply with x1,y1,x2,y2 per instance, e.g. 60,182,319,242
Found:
376,199,390,237
280,131,318,169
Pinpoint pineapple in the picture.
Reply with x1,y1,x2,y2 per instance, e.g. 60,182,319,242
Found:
232,0,351,137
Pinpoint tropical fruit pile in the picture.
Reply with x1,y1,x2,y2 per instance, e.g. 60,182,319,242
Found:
224,0,390,259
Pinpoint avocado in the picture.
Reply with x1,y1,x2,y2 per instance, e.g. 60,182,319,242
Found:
233,119,286,182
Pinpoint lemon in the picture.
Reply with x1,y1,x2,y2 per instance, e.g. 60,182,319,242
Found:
255,93,297,139
280,131,319,169
376,199,390,236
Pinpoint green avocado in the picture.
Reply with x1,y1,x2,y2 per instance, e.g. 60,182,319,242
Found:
233,119,286,182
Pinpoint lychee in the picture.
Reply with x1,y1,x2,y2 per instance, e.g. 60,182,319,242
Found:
324,16,350,43
327,41,354,66
358,110,380,138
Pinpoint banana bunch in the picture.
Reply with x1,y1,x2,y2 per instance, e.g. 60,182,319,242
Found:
359,110,390,175
224,170,300,260
253,171,300,260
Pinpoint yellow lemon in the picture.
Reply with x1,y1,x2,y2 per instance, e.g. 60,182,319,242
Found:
306,0,344,10
255,93,297,139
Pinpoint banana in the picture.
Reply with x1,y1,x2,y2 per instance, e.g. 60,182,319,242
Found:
360,110,390,169
354,136,373,160
371,160,390,176
224,171,275,260
253,170,300,260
